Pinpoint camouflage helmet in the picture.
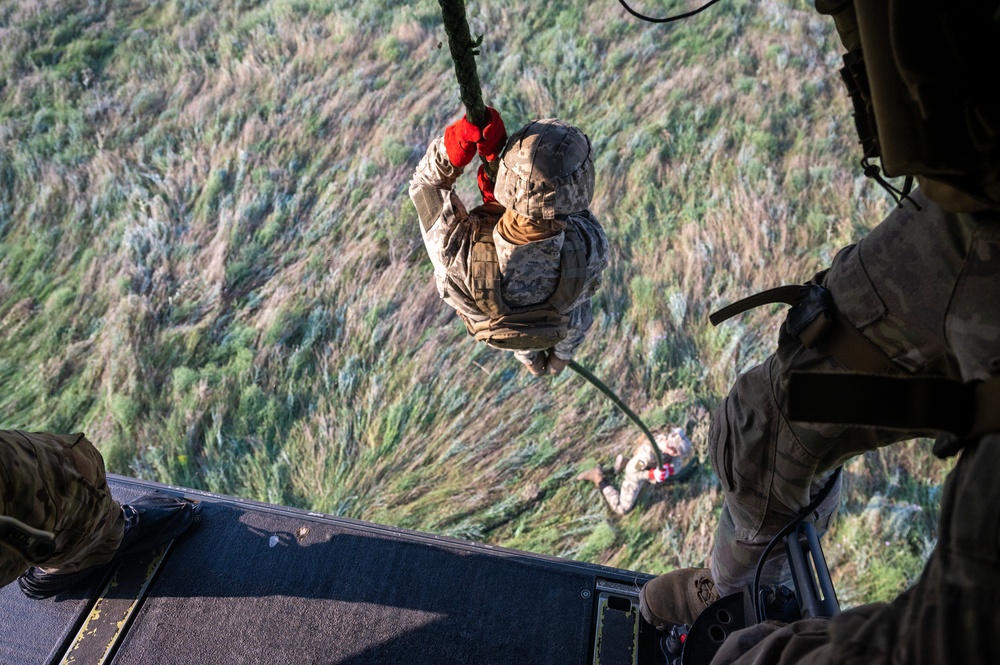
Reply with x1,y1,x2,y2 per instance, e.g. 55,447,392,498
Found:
494,119,594,219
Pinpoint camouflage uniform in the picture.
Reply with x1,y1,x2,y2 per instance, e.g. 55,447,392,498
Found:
0,430,124,588
409,134,609,361
703,190,1000,664
709,189,1000,597
714,435,1000,665
601,429,691,516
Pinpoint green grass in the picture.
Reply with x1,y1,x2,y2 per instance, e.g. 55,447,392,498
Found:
0,0,941,607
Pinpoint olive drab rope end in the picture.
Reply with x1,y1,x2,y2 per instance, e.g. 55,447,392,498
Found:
566,360,665,470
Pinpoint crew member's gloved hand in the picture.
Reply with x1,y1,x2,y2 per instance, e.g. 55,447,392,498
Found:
478,165,497,204
647,464,676,484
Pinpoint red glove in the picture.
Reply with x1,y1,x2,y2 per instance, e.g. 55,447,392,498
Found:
476,107,507,162
477,165,496,204
647,464,675,484
444,115,480,168
443,107,508,168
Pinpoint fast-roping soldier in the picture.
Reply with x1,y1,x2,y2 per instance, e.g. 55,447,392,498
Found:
409,108,609,376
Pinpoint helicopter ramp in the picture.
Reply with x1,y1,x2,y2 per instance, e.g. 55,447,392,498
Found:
0,474,658,664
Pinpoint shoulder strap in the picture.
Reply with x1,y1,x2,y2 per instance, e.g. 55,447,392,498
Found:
709,285,810,326
546,220,589,314
469,219,509,318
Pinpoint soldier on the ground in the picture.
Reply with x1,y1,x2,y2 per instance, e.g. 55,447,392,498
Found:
0,429,196,599
577,428,692,516
409,108,609,376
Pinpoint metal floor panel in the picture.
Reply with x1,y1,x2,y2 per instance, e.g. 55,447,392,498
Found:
0,475,653,665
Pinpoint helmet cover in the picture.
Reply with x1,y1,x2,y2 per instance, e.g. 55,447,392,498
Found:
494,119,594,219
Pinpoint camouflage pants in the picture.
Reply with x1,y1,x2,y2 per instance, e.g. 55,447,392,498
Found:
0,431,124,588
601,453,650,516
713,431,1000,665
708,190,1000,598
513,299,594,363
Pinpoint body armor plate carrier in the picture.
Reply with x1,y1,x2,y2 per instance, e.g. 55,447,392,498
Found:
461,218,588,351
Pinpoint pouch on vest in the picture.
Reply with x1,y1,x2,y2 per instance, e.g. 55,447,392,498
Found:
463,218,587,351
464,309,570,350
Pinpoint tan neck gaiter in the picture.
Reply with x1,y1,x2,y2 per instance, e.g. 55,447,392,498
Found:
496,208,567,246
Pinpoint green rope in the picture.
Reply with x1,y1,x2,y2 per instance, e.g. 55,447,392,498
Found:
437,0,499,180
567,360,665,469
437,0,486,126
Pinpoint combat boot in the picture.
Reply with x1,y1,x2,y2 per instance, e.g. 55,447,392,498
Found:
19,493,196,599
519,351,548,377
576,466,606,486
638,567,719,629
547,354,569,376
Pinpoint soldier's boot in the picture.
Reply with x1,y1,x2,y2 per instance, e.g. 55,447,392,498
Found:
576,466,605,486
18,493,197,600
547,353,569,376
638,567,719,629
519,351,548,377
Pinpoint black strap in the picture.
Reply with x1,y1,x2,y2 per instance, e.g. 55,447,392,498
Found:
788,373,1000,441
709,285,809,326
711,283,897,374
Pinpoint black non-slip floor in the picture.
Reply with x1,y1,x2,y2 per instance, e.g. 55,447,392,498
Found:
1,475,652,665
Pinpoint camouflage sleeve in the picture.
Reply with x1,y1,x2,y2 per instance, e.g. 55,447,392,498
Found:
574,211,610,306
409,137,474,299
552,213,609,360
409,136,466,234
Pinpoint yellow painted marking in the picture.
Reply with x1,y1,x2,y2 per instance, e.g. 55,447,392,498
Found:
58,542,173,665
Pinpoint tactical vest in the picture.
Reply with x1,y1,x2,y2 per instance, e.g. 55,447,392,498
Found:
460,218,588,351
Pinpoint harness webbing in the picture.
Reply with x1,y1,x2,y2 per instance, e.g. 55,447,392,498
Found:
469,219,588,319
788,373,1000,444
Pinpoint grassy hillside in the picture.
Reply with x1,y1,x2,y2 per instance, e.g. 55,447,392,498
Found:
0,0,948,606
